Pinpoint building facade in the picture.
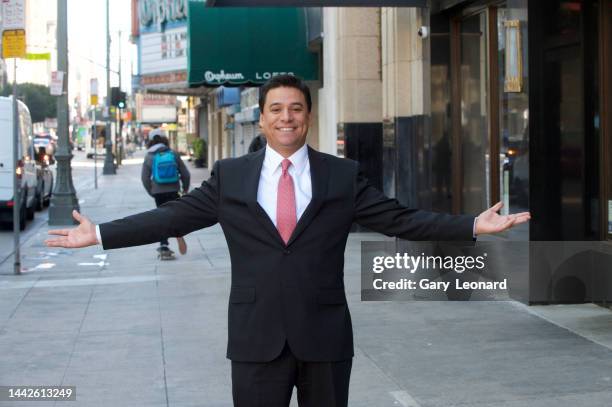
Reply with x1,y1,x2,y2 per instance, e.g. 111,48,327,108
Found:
131,0,196,152
310,1,611,303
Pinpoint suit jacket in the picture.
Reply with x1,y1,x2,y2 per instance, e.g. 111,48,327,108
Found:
100,147,475,362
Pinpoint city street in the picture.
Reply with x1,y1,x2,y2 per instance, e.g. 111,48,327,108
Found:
1,150,612,407
0,0,609,405
0,155,100,266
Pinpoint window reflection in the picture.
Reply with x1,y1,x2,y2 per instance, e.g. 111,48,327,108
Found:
430,13,453,213
460,12,489,214
498,7,529,240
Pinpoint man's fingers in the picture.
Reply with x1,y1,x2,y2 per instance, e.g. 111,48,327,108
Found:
499,216,515,231
491,201,503,212
48,229,70,236
45,238,68,247
72,210,83,223
513,214,531,225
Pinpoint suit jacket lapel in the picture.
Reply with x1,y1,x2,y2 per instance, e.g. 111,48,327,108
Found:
287,147,329,246
243,149,286,247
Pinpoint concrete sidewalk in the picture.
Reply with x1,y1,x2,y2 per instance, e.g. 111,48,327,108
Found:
1,150,612,407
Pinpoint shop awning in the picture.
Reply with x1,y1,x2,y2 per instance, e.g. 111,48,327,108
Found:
188,6,319,87
205,0,427,6
214,86,241,107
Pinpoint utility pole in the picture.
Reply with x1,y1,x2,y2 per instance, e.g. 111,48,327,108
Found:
49,0,80,225
116,30,123,166
12,60,20,274
103,0,116,175
90,79,99,189
118,31,122,91
93,107,98,189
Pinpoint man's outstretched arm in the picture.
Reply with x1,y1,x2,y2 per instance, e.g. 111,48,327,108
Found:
46,161,221,250
353,168,530,240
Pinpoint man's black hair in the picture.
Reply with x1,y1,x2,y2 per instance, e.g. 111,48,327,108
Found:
258,74,312,113
148,134,163,148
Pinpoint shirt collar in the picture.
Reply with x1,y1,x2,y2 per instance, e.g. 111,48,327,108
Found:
263,143,309,175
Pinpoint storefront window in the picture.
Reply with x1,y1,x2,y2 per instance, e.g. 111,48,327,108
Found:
498,4,529,239
430,13,453,213
460,12,489,214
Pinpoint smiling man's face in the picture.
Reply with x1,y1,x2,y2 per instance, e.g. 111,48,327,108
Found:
259,86,310,158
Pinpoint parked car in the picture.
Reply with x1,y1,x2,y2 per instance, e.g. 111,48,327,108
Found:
33,132,55,153
0,97,38,229
33,135,56,165
34,149,53,210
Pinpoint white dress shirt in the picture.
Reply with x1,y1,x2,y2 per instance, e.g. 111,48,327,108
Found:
95,144,312,245
257,143,312,226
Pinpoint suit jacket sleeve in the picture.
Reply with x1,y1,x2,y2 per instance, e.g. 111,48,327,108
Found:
353,168,475,241
100,161,220,250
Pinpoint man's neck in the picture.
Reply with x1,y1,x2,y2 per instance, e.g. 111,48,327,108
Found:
268,143,307,158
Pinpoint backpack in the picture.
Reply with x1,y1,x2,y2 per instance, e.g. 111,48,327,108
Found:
152,150,179,184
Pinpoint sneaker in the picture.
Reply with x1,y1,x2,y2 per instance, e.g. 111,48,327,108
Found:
157,246,175,260
176,237,187,255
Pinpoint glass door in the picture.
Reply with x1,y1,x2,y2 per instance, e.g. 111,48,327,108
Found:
459,12,490,215
440,2,529,238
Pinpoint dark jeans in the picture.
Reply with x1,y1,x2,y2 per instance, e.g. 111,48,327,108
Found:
231,343,352,407
153,192,180,247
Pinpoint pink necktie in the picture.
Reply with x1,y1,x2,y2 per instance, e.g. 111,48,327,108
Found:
277,159,297,244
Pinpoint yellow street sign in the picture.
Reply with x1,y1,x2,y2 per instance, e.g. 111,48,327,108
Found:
25,52,51,60
90,95,98,106
2,29,26,59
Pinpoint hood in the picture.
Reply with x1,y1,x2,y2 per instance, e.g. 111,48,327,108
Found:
147,143,169,153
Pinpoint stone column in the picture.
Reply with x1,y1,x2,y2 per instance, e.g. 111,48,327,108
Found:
381,7,430,207
336,7,383,192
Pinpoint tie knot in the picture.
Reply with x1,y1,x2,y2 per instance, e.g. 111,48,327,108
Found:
281,159,292,174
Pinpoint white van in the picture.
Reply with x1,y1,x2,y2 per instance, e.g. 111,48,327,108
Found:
0,97,38,229
85,122,112,159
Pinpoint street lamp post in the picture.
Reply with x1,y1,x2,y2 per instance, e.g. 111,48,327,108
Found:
48,0,79,225
103,0,116,175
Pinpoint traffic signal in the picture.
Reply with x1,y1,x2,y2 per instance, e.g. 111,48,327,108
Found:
110,87,127,109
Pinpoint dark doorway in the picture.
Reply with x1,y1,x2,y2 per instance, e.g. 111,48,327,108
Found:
530,0,602,240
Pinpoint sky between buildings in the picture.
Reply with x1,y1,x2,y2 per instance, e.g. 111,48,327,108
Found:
5,0,134,117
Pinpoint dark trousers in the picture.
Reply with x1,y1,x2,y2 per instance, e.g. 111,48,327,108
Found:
231,343,352,407
153,192,180,246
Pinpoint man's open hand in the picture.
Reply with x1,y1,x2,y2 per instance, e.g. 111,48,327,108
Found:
45,210,99,248
475,202,531,235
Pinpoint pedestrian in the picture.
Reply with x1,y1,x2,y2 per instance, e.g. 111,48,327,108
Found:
142,132,190,260
46,75,530,407
247,133,267,153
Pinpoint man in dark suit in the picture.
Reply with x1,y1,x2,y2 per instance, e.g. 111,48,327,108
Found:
46,75,529,407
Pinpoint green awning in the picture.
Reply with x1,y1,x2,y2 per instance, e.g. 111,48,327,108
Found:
188,5,319,86
205,1,426,6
